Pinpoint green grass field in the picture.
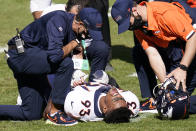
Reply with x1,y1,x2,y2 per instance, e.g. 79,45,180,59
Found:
0,0,196,130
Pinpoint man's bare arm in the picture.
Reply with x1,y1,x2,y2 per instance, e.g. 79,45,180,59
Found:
145,46,166,83
32,11,43,20
167,33,196,90
181,33,196,69
62,40,79,58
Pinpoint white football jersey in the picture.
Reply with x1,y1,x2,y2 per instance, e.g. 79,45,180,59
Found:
30,0,52,12
118,90,140,117
64,82,109,122
64,83,140,121
41,4,66,17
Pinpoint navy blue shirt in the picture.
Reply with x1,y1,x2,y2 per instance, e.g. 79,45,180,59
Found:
20,11,76,63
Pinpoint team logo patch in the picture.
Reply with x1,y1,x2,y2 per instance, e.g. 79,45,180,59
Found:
154,30,160,34
58,26,63,32
115,15,122,22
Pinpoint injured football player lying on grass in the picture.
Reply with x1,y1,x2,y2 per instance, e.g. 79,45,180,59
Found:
44,71,191,125
44,70,140,124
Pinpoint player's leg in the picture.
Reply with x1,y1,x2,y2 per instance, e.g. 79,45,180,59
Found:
86,41,109,81
183,54,196,114
188,59,196,114
89,0,113,71
46,58,78,126
7,43,71,104
0,74,50,120
132,35,158,113
51,57,73,105
190,95,196,114
132,37,157,98
7,46,51,74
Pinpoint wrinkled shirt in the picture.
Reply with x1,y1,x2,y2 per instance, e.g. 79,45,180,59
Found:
135,2,195,50
20,11,76,63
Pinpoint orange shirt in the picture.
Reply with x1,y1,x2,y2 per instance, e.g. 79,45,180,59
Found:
135,1,195,50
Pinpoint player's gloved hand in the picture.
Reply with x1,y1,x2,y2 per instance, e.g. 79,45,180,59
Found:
73,77,85,87
71,70,88,87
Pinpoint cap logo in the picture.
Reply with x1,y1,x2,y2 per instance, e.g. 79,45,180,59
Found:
155,30,160,34
115,15,122,22
58,27,63,32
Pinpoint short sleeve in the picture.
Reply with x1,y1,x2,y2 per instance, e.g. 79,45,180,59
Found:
46,14,67,63
162,9,195,41
134,30,156,50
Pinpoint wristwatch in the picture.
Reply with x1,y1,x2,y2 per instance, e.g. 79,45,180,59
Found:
178,64,188,71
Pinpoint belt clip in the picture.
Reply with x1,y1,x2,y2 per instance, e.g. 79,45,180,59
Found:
4,50,10,60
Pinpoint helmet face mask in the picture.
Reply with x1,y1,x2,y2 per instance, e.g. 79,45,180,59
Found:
154,77,190,120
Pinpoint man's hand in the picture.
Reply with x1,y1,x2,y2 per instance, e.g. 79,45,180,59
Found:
167,67,187,91
167,30,196,91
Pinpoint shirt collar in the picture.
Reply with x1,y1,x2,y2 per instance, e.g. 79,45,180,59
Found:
94,86,111,117
140,1,158,31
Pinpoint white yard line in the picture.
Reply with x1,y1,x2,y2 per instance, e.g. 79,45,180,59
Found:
0,46,7,53
127,72,138,77
108,7,112,17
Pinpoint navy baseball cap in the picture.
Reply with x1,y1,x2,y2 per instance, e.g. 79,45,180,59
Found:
111,0,133,34
79,8,103,40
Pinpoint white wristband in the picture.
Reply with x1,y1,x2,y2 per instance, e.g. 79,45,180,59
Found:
75,39,80,44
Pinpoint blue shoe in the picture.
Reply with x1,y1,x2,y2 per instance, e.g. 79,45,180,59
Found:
46,111,78,126
140,98,158,113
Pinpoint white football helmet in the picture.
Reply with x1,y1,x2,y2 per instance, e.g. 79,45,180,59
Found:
119,90,140,117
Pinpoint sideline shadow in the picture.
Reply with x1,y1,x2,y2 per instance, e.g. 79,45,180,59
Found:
111,45,134,64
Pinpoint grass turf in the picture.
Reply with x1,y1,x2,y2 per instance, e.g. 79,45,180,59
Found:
0,0,196,131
